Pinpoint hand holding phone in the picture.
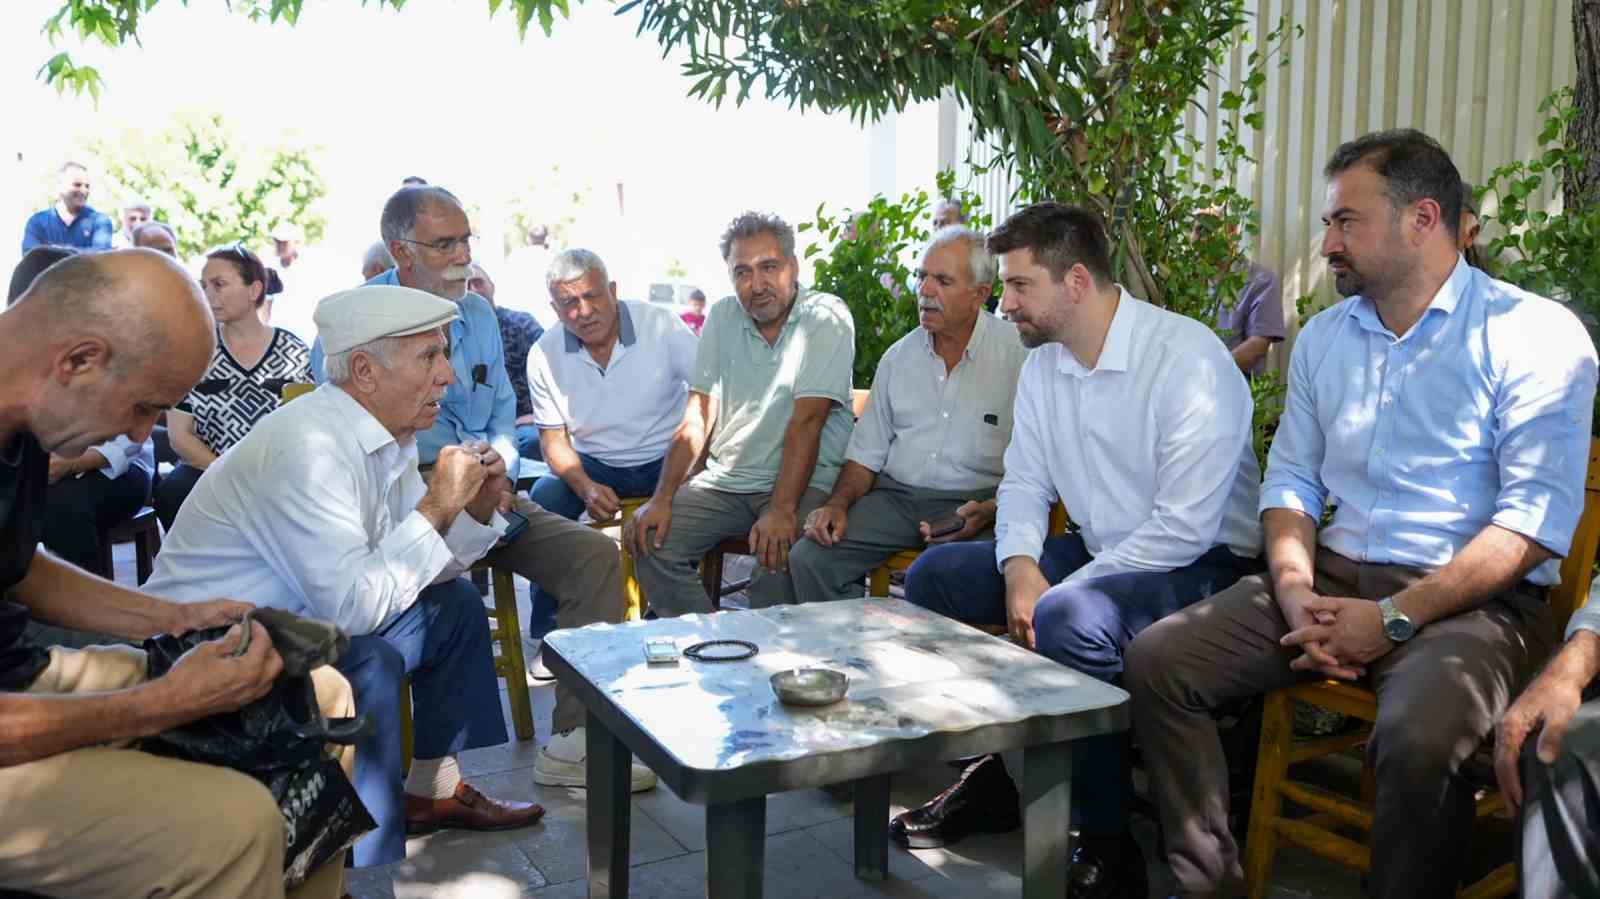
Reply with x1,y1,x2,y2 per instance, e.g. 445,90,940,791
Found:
925,514,966,540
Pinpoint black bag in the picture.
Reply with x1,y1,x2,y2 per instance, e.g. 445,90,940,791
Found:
140,614,375,889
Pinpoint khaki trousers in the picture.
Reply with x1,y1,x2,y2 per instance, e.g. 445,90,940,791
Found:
0,644,354,899
483,495,625,734
1125,548,1553,899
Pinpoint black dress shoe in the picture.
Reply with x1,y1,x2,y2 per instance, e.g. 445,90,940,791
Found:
889,754,1021,849
1069,832,1148,899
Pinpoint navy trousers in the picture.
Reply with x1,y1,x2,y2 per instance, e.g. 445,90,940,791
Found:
334,577,509,866
525,452,663,638
905,533,1260,836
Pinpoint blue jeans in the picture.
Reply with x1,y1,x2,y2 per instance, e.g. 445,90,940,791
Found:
905,533,1260,836
524,452,664,638
514,424,544,462
333,578,509,866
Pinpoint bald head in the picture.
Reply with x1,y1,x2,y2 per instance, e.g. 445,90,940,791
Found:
5,250,215,455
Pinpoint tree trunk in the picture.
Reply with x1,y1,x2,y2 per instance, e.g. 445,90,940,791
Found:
1568,0,1600,206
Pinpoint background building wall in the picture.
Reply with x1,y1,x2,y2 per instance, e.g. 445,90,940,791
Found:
954,0,1575,367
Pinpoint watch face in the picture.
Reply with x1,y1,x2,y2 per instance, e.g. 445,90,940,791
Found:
1385,616,1417,642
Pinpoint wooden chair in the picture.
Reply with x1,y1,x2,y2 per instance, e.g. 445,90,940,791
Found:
470,560,536,742
97,505,161,584
699,536,749,609
587,496,649,621
1242,437,1600,899
400,562,536,774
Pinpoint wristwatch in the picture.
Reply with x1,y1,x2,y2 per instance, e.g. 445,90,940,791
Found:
1377,597,1417,643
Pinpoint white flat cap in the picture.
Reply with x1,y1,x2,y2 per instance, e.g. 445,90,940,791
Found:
315,285,459,355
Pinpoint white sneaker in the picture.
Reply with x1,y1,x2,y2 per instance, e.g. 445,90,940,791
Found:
527,647,555,681
534,728,657,792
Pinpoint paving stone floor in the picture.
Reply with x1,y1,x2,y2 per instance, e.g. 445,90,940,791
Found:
102,545,1383,898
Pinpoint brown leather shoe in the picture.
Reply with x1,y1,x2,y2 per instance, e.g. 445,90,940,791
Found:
404,781,545,834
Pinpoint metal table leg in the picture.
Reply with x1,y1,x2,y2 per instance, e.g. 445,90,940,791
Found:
1022,741,1072,899
852,774,891,880
586,712,631,898
705,795,767,898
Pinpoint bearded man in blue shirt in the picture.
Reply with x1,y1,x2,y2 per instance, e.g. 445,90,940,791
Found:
1127,129,1598,899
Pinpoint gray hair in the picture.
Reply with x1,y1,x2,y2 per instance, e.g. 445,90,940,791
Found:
933,198,965,221
362,240,395,273
545,248,610,290
379,186,462,243
718,211,794,261
927,225,995,286
123,198,152,214
131,221,176,244
323,335,404,385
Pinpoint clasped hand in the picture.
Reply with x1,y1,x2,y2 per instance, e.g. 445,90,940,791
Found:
1278,591,1394,680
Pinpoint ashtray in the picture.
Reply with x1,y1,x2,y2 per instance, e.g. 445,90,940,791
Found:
770,668,849,706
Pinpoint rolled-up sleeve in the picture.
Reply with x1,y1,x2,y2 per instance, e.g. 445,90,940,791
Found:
1260,319,1330,519
994,357,1056,568
1491,306,1599,556
844,350,895,472
1567,580,1600,638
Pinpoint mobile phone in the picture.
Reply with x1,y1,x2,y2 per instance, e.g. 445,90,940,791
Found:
927,514,966,539
499,509,530,544
644,638,680,665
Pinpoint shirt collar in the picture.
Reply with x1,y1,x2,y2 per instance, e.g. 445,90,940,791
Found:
325,384,402,457
1348,254,1470,336
920,308,993,361
563,301,637,353
1057,285,1137,376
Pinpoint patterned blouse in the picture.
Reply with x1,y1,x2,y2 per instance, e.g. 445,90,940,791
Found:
174,327,313,456
495,306,545,418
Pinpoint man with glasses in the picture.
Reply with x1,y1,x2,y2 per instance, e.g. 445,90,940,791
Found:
310,186,648,794
788,226,1026,604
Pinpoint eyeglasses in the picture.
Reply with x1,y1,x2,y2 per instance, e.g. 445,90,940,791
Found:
396,233,476,255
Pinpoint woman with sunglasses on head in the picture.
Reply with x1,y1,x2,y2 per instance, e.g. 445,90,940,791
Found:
154,245,312,530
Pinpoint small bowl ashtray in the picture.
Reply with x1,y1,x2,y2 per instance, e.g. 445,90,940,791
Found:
770,668,849,706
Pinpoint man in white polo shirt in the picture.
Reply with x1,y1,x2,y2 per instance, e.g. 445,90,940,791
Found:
523,248,697,630
789,225,1026,603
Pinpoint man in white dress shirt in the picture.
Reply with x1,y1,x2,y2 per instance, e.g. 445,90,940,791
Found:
892,203,1264,895
146,285,552,867
790,226,1026,603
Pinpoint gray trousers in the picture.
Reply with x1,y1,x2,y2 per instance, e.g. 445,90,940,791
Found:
632,483,829,616
1522,696,1600,899
787,475,994,604
1125,548,1553,899
483,495,624,734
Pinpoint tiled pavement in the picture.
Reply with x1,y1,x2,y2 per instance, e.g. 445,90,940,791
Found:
104,545,1385,898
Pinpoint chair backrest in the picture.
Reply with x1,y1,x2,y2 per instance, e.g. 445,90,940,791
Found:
281,382,315,403
1551,437,1600,626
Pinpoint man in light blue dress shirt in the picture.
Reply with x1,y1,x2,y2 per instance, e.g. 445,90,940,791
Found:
1127,130,1599,899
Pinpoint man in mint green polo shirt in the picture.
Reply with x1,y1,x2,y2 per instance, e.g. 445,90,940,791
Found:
627,211,856,615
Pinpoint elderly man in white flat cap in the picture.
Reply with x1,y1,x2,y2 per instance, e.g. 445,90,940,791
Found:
146,284,570,868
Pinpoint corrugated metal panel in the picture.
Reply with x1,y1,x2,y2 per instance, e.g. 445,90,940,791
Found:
956,0,1575,367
